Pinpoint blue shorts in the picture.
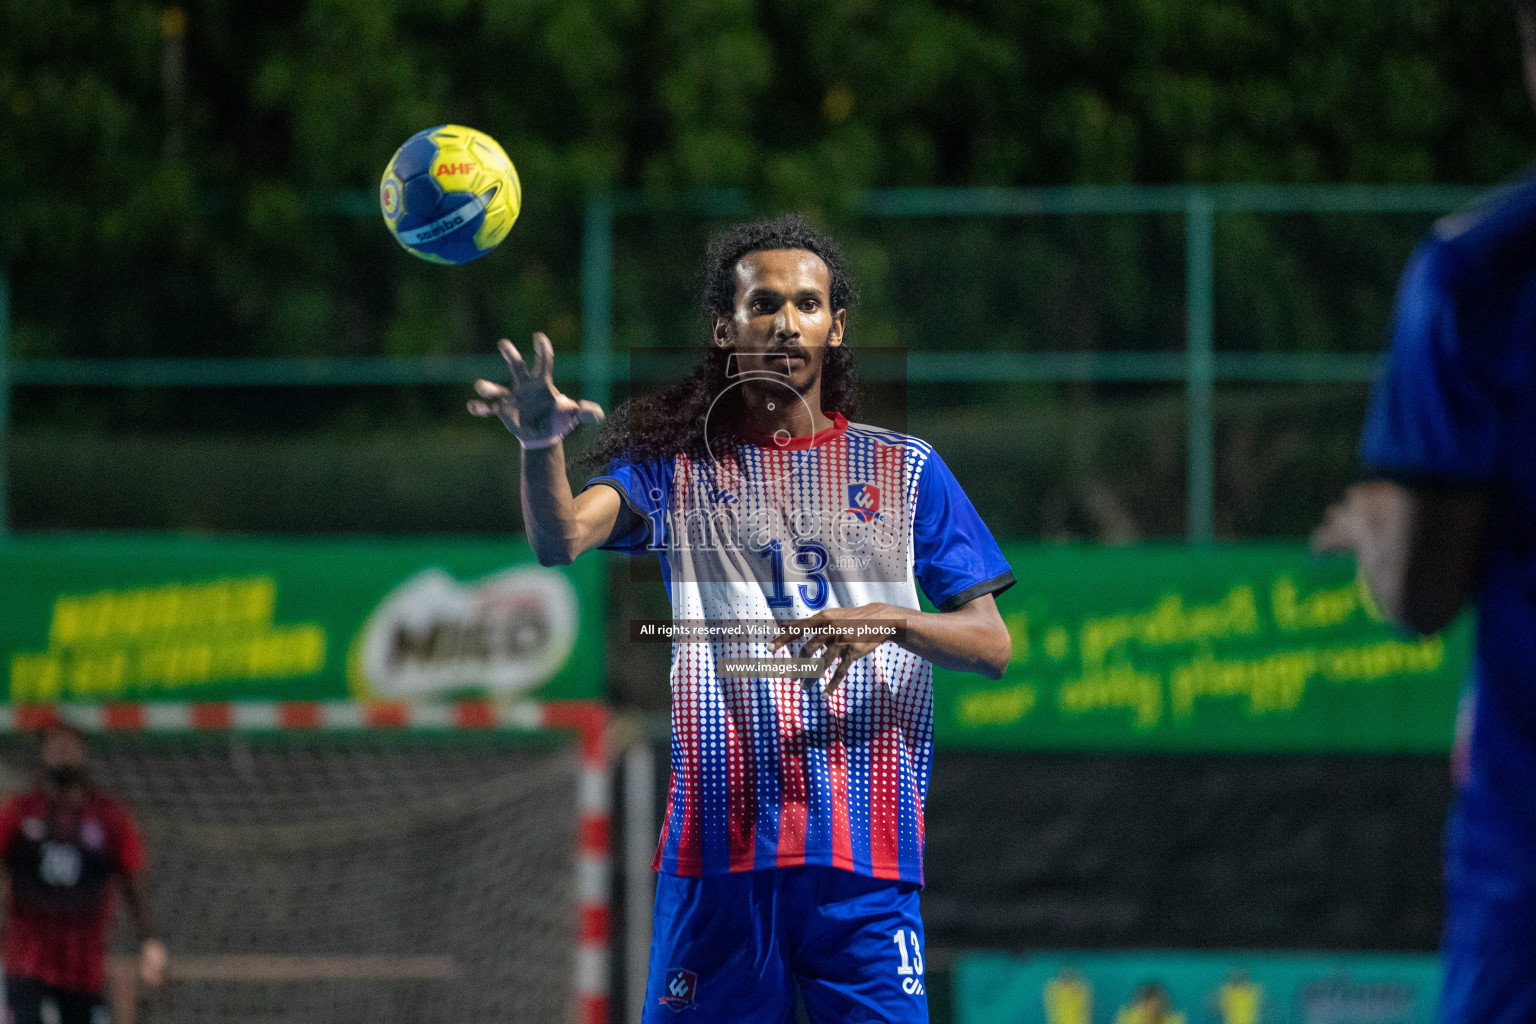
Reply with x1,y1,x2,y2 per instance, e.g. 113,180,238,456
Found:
642,865,928,1024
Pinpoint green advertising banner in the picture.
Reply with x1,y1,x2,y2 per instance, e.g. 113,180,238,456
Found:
956,950,1441,1024
0,537,604,704
932,545,1472,753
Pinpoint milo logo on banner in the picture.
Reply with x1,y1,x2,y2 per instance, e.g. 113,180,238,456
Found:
349,566,579,699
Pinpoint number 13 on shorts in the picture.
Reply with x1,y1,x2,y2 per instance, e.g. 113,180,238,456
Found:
893,928,925,995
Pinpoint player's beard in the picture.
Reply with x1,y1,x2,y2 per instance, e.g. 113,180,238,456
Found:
45,765,88,789
785,351,818,397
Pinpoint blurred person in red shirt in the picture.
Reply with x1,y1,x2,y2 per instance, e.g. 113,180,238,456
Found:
0,723,165,1024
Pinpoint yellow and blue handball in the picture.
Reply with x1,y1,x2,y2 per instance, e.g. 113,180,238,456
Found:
379,125,521,264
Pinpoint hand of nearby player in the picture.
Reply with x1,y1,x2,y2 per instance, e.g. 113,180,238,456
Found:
769,603,904,695
140,937,168,988
467,332,604,448
1311,482,1379,557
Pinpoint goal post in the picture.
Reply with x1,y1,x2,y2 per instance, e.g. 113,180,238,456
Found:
0,700,611,1024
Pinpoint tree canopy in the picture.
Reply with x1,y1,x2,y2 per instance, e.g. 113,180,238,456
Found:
3,0,1532,357
3,0,1533,537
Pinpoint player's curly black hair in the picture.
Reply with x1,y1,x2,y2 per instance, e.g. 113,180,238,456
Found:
581,214,861,468
700,214,857,322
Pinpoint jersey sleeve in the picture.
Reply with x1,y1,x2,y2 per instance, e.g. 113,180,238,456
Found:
912,450,1015,611
0,796,24,859
584,457,671,553
110,802,147,875
1358,240,1508,484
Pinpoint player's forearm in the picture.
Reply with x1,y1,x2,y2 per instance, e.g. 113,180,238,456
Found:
1352,527,1415,631
123,874,160,941
896,599,1011,679
1330,482,1484,636
519,443,587,565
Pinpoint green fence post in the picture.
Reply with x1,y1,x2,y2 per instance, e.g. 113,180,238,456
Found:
581,197,614,413
1185,191,1215,545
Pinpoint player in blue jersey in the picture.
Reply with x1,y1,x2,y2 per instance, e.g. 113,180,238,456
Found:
1313,6,1536,1020
469,215,1014,1022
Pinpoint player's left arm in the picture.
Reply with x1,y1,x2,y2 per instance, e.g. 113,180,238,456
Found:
771,595,1011,692
1312,481,1488,635
113,806,167,988
1313,239,1503,636
122,873,167,986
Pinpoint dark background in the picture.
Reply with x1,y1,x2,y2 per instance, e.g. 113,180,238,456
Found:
5,0,1534,542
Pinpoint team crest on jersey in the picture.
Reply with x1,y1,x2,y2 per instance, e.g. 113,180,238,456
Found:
658,968,699,1011
847,482,881,522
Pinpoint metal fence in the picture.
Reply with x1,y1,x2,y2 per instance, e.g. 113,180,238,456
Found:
0,184,1484,541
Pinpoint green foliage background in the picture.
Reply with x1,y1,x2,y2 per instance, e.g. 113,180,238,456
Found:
2,0,1533,536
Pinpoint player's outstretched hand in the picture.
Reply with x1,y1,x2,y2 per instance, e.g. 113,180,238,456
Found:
1311,482,1382,558
467,332,604,448
770,603,903,696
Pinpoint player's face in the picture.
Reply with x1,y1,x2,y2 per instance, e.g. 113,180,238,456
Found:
41,728,88,792
715,249,846,396
42,729,87,770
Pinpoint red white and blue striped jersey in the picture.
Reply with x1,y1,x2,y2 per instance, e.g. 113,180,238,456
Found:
588,413,1013,884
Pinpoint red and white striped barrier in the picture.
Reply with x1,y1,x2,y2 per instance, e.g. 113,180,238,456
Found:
0,699,612,1024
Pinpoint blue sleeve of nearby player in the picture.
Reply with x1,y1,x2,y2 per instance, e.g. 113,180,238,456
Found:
1358,240,1507,483
585,457,670,553
913,451,1016,612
